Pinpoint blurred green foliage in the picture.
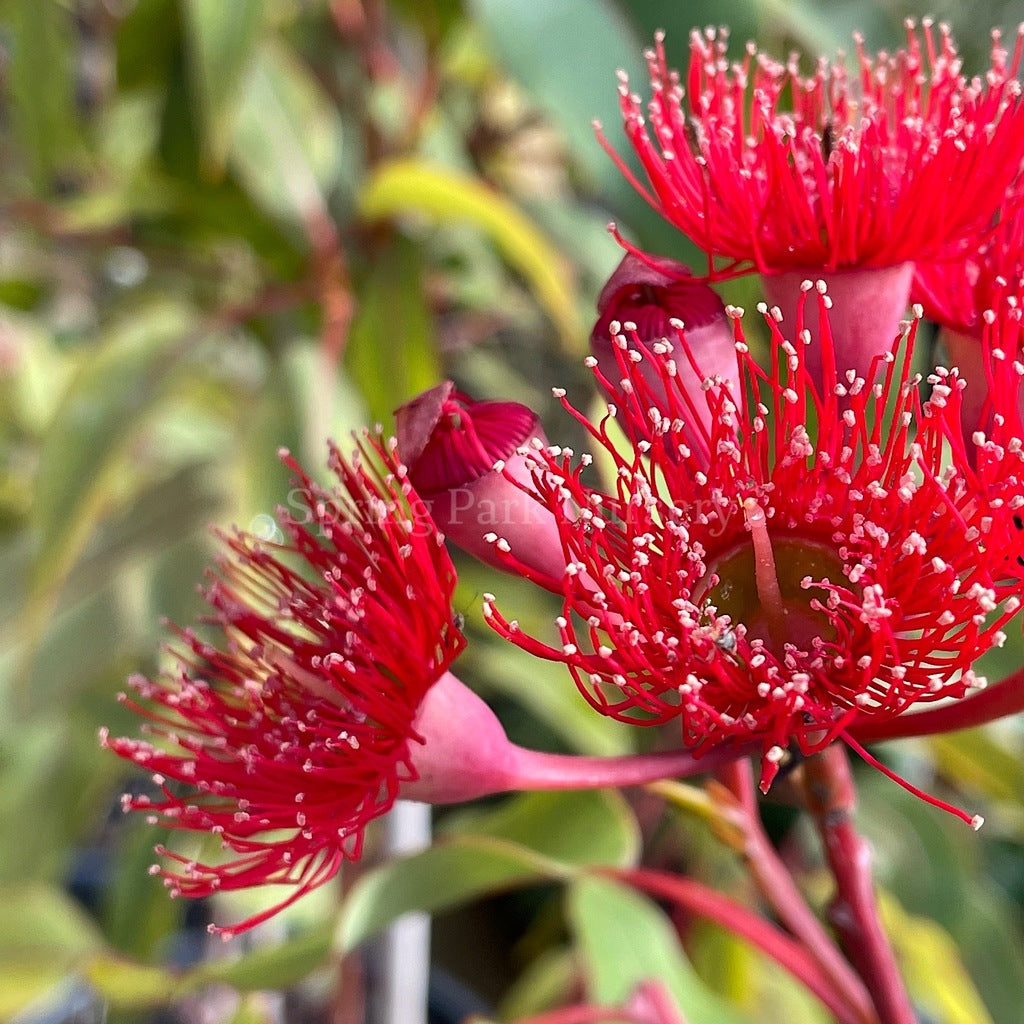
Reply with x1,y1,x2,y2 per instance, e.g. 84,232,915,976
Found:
1,1,1023,1022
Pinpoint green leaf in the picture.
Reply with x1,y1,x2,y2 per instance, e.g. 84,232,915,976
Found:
338,790,638,953
337,836,559,954
498,947,576,1020
346,237,440,428
0,884,108,1018
13,302,196,712
223,994,281,1024
31,300,197,602
5,587,122,712
359,159,581,349
82,924,334,1010
230,41,343,224
283,343,370,469
115,0,181,90
182,0,268,173
195,923,333,991
568,877,749,1024
688,921,831,1024
0,722,74,882
44,462,219,625
752,0,889,53
5,0,78,192
442,789,639,869
928,728,1024,806
0,884,105,958
389,0,463,44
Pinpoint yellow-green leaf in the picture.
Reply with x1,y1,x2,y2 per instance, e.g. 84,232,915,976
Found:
84,957,180,1010
359,159,581,349
880,891,994,1024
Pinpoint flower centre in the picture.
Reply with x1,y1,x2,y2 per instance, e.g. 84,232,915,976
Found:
702,500,844,657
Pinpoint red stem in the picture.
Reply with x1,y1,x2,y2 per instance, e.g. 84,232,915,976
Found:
801,746,916,1024
606,867,869,1024
848,665,1024,743
715,762,878,1024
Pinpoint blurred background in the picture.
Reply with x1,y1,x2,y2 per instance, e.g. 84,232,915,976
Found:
2,1,1024,1022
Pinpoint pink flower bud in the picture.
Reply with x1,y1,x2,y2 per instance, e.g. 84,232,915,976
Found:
396,381,568,589
590,253,737,447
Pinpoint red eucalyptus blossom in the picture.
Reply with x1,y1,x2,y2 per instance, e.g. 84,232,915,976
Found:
484,288,1024,818
914,200,1024,341
602,23,1024,276
103,441,466,935
600,24,1024,388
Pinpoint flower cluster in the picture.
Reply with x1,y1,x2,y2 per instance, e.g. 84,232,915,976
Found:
107,439,722,933
106,20,1024,933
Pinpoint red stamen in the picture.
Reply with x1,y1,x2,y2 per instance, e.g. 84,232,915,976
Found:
842,732,983,830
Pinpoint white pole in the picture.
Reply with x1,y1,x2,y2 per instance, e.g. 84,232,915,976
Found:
377,800,432,1024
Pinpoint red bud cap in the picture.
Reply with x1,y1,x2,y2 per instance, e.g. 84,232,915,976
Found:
395,383,568,589
396,381,539,494
593,253,725,343
589,253,738,459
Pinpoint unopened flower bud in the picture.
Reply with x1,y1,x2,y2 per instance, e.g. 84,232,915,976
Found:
396,381,568,588
590,253,737,448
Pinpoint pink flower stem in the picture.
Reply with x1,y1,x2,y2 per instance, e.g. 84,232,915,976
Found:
503,741,756,791
801,745,916,1024
714,761,878,1024
848,666,1024,743
605,867,869,1024
512,1008,652,1024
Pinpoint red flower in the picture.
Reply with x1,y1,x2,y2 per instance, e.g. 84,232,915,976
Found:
484,290,1024,816
600,23,1024,276
102,441,465,935
911,197,1024,443
915,194,1024,340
